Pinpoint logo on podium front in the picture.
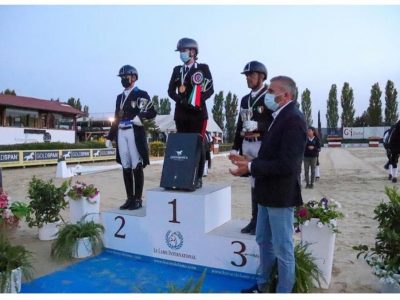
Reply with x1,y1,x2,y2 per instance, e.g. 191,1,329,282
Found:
165,230,184,250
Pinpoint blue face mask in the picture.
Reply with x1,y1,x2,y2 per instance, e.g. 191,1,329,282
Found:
264,93,280,111
180,51,191,63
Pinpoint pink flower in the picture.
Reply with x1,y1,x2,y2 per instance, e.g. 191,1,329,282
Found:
297,207,309,218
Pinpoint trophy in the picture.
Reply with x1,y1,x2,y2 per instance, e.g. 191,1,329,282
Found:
138,98,149,112
240,108,253,133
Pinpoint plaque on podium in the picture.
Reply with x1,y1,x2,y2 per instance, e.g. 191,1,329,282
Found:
160,133,202,191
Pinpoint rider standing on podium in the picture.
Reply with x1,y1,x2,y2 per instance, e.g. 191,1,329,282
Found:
230,61,273,235
106,65,157,210
168,37,214,189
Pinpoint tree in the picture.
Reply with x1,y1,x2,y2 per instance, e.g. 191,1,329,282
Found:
83,105,89,116
384,80,398,126
152,96,160,113
67,97,82,110
340,82,355,127
159,98,171,115
367,83,383,126
301,89,313,126
317,110,322,139
353,111,368,127
212,91,225,132
0,89,16,95
224,92,238,143
326,84,339,130
143,118,160,140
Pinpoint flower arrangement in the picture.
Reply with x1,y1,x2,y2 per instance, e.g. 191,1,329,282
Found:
67,181,99,203
295,197,344,234
353,186,400,290
0,191,30,229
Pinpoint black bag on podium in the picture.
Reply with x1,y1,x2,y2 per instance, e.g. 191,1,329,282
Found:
160,133,202,191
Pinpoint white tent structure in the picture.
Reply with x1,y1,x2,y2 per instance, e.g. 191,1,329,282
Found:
155,114,223,141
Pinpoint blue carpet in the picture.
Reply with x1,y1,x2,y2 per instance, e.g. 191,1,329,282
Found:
22,249,255,293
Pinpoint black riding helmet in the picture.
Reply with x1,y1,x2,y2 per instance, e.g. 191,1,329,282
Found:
241,61,268,81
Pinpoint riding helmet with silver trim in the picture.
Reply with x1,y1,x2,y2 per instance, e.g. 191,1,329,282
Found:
175,38,199,53
118,65,138,79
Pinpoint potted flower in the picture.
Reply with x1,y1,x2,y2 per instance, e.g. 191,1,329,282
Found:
0,191,30,239
66,181,100,224
26,176,69,241
0,235,34,293
294,197,344,289
50,220,105,261
353,186,400,293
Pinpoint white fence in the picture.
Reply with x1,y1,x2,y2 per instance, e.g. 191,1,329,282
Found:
342,127,390,140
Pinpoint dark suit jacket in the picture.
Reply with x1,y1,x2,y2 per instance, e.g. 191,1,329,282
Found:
107,87,157,167
167,62,214,121
251,101,307,207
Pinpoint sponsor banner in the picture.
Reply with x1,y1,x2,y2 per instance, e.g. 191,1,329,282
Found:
92,149,116,158
22,151,59,161
343,127,364,139
62,150,91,160
0,151,20,163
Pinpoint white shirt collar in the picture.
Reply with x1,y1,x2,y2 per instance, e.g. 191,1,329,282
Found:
272,100,293,119
251,85,264,98
123,85,134,97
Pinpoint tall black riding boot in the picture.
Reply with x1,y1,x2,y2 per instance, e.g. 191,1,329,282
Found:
120,168,134,210
129,164,144,210
196,140,205,189
241,188,257,235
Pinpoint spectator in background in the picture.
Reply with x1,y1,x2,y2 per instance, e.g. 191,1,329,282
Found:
303,127,321,189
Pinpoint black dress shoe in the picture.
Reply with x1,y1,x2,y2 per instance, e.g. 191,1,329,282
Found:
128,198,143,210
241,222,255,234
241,284,262,293
120,198,132,210
392,177,397,183
389,174,393,180
249,227,256,235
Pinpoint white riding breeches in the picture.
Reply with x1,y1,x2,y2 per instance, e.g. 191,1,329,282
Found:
242,140,262,188
118,128,142,169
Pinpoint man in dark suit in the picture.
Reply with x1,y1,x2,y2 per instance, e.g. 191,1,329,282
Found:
229,76,307,293
167,37,214,189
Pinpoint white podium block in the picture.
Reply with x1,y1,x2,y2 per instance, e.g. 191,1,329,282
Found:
300,218,336,289
102,184,259,277
146,184,231,234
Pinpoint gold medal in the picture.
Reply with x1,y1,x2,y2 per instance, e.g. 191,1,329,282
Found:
179,85,186,93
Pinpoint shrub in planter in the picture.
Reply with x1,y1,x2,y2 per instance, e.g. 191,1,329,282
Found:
0,235,34,293
0,191,30,235
50,221,105,261
353,186,400,290
26,176,69,228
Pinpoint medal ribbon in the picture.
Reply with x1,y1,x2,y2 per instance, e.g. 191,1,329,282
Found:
189,84,201,108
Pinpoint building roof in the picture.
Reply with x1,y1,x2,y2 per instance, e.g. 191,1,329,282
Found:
0,94,86,116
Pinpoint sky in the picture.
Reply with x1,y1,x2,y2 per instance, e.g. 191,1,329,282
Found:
1,4,400,127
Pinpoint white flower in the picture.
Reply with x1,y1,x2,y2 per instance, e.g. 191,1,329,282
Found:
317,221,324,228
3,208,12,218
304,220,310,226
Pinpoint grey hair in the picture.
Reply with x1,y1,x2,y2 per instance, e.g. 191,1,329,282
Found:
270,76,297,98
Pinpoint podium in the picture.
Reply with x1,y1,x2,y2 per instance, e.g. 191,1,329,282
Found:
102,184,259,277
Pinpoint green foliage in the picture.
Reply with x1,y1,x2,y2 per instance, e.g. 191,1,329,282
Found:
384,80,398,126
159,98,171,115
50,221,104,261
0,141,104,151
0,235,33,292
67,97,82,111
326,84,339,129
295,198,344,234
152,95,160,113
301,88,313,126
149,141,165,157
267,243,322,293
340,82,355,127
224,92,238,143
26,177,69,228
367,82,383,126
353,110,369,127
9,202,30,220
0,89,16,95
353,186,400,287
142,118,160,140
212,91,225,132
166,269,207,293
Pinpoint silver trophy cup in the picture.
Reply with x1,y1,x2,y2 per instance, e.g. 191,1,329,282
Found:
240,108,253,132
138,98,149,112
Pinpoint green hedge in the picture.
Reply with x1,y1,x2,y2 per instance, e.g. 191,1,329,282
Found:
149,141,165,157
0,141,105,151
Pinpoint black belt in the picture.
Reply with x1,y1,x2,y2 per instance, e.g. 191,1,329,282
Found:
244,137,261,142
118,125,133,130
